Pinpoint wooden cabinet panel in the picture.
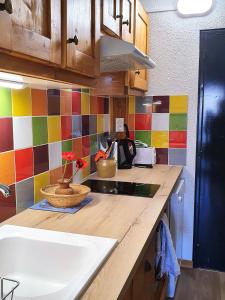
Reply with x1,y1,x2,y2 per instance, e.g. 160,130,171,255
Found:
63,0,97,77
121,0,134,43
0,0,61,64
101,0,121,37
130,0,149,91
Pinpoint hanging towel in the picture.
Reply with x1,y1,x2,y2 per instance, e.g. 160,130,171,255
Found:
156,213,180,298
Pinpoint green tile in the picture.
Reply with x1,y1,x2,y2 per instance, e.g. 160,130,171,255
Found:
81,88,90,94
135,131,151,146
90,134,98,155
169,114,187,131
0,88,12,116
32,117,48,146
62,140,73,164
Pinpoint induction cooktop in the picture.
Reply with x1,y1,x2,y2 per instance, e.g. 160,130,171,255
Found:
82,179,160,198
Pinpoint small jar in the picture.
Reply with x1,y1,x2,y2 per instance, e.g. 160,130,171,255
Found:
96,159,116,178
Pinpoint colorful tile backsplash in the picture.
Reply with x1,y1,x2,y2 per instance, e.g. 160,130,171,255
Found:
0,87,110,222
129,95,188,166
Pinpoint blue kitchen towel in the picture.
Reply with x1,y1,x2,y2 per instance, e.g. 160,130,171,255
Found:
30,197,93,214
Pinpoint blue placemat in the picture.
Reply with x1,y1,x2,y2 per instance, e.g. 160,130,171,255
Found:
30,197,93,214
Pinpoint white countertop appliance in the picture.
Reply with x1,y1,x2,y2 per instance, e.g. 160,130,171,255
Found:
133,143,156,167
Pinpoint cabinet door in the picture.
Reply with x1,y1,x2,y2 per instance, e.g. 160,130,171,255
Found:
64,0,96,77
0,0,61,64
121,0,134,43
130,0,149,91
132,236,157,300
101,0,121,37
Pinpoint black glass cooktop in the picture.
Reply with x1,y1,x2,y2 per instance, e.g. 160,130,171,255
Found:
82,179,160,198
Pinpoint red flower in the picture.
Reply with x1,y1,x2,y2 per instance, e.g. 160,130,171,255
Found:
95,150,108,162
76,158,88,170
62,152,77,161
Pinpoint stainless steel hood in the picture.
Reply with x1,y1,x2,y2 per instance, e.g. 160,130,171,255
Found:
100,36,156,73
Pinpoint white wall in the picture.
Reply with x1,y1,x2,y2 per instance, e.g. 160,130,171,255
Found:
148,0,225,260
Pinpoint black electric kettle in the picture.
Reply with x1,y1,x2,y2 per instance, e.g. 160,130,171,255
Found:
117,138,136,169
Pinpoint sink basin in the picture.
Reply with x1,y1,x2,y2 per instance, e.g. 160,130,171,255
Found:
0,225,117,300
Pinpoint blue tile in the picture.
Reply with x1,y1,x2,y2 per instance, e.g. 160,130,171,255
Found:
168,148,186,166
72,115,82,138
135,96,153,113
16,178,34,213
89,115,97,135
82,115,89,136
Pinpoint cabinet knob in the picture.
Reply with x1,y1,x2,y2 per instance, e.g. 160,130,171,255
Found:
0,0,13,14
116,14,123,19
144,260,152,272
135,70,140,75
67,35,79,45
122,20,129,26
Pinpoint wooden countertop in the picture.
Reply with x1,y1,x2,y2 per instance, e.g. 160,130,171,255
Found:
2,165,182,300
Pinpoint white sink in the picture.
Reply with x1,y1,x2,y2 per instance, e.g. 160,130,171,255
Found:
0,225,117,300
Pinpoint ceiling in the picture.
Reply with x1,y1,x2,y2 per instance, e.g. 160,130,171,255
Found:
140,0,178,12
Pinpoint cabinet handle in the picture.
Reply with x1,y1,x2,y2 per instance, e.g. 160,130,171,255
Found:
135,70,140,75
0,0,13,14
122,20,129,26
67,35,79,45
116,14,123,19
144,260,152,272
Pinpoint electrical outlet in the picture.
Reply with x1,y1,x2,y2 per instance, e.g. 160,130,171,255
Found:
116,118,124,132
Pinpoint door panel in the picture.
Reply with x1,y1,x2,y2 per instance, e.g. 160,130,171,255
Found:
130,0,149,91
101,0,120,37
121,0,134,43
65,0,96,77
0,0,61,64
194,29,225,271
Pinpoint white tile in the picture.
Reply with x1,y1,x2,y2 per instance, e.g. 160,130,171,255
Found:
49,142,62,170
152,113,169,131
104,114,110,132
13,117,33,150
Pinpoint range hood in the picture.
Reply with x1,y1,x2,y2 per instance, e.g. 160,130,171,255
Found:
100,36,156,73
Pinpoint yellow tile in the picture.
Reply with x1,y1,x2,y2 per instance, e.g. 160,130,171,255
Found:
97,115,104,133
48,116,61,143
82,156,90,179
34,171,50,203
129,96,135,114
12,88,32,116
151,131,169,148
170,95,188,113
81,93,90,115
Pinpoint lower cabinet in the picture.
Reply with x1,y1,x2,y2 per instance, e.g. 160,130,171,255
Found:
122,230,167,300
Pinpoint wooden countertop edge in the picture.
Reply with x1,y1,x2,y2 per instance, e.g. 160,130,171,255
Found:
80,166,183,300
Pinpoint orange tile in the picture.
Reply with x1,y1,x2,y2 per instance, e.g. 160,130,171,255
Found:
32,89,48,116
128,114,135,130
72,138,83,158
60,89,72,115
0,151,15,185
90,96,98,114
50,167,63,184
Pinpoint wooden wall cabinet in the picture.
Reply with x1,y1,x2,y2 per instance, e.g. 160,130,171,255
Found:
101,0,121,37
121,0,135,43
130,0,149,91
62,0,98,77
0,0,61,64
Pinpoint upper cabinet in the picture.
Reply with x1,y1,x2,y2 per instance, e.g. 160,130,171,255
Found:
62,0,97,77
0,0,61,64
121,0,135,43
101,0,121,37
130,0,149,91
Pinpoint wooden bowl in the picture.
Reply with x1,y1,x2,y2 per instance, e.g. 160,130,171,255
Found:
40,184,91,208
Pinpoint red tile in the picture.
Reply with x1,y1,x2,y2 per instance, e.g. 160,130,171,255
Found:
61,116,72,140
73,138,82,158
156,148,168,164
82,136,90,157
129,131,135,140
97,97,104,114
72,91,81,115
169,131,187,148
90,96,98,114
0,184,16,222
15,148,33,182
33,144,49,175
135,114,151,130
0,118,13,152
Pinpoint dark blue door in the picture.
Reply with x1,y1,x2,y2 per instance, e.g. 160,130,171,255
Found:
194,29,225,271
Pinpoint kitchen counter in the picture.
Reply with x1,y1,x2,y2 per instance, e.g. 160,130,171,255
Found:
2,165,182,300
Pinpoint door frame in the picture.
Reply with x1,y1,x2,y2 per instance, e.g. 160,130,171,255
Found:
193,28,225,268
